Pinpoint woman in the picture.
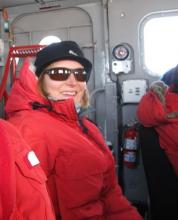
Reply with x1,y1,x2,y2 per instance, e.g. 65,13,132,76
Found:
0,119,55,220
6,41,142,220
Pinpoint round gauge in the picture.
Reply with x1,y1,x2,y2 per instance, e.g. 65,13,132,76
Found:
112,44,129,60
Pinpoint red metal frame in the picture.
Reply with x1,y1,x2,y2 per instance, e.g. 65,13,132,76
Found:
0,44,45,101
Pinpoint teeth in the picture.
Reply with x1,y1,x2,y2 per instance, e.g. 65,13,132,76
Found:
62,91,76,96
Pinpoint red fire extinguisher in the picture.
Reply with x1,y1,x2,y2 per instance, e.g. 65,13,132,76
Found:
123,123,138,168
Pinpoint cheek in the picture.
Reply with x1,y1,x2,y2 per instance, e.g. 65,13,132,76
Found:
76,84,87,102
43,79,63,92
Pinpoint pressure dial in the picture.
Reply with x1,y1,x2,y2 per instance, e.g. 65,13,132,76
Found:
112,44,129,60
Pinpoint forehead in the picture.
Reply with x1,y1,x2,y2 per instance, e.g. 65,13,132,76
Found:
47,60,84,69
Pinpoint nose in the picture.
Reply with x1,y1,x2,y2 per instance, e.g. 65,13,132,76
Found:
66,73,77,85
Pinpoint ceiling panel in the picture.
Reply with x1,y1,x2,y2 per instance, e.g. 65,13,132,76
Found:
0,0,99,10
0,0,67,9
0,0,35,9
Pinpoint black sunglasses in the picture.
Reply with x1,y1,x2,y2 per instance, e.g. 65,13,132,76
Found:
43,67,87,82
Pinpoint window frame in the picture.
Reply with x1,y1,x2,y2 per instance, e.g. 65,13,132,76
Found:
139,10,178,77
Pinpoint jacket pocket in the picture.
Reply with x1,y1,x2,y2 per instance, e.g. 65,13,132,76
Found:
15,149,47,184
13,149,55,220
56,150,106,180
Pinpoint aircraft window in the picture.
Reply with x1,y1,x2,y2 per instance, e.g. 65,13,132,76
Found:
140,14,178,77
39,36,61,45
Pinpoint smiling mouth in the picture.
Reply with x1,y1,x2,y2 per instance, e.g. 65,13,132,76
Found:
61,91,77,97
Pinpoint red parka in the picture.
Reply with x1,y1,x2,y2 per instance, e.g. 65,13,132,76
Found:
137,89,178,176
6,59,142,220
0,119,55,220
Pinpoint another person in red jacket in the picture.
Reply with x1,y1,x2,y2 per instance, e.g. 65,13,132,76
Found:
137,78,178,176
6,41,143,220
0,119,55,220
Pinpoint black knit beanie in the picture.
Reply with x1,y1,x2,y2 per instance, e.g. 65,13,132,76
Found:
171,65,178,93
34,41,92,82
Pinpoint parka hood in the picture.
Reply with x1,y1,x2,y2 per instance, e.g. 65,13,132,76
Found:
5,59,78,121
6,59,45,115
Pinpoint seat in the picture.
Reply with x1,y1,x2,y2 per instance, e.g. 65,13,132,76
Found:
139,125,178,220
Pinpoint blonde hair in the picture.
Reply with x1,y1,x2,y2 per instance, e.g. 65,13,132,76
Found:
37,73,90,109
80,89,90,109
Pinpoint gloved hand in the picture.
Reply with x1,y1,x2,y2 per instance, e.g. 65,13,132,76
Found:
150,81,178,119
150,81,168,105
167,111,178,119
